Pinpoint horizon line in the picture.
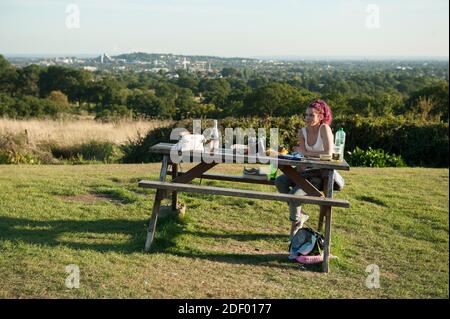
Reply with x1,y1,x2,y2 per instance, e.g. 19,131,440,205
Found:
3,52,449,61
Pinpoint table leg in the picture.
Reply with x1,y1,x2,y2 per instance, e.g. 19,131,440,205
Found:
318,174,329,231
144,156,169,251
322,207,332,273
171,163,179,211
145,189,165,251
322,170,334,273
159,155,169,182
318,208,326,232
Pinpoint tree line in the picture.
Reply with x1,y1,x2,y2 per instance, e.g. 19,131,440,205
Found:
0,54,448,122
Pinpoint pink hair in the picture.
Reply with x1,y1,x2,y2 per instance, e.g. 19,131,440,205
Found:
308,99,332,125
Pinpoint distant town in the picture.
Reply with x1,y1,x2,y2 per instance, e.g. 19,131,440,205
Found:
6,52,446,80
6,52,270,78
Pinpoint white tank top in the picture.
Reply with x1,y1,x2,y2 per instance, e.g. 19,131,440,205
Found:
301,125,325,152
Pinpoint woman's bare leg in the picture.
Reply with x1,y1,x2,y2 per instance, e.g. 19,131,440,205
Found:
289,210,310,240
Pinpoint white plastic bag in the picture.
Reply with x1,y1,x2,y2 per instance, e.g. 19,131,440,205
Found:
175,134,205,152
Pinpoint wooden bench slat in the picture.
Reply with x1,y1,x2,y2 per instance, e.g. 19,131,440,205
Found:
167,171,276,185
138,180,350,208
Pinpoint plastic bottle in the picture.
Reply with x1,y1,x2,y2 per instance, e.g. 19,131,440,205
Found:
209,120,220,151
258,136,266,155
248,135,257,155
268,163,278,180
334,128,346,160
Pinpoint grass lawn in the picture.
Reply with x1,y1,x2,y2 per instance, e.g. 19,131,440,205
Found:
0,164,448,298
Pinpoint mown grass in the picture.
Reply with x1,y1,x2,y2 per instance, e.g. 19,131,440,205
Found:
0,164,448,298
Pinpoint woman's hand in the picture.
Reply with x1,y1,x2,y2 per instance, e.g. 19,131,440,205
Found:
303,150,320,158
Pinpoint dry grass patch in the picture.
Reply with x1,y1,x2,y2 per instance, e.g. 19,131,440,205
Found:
0,117,173,146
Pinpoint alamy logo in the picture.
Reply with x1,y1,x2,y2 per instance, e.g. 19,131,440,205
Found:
365,264,380,289
65,4,80,29
169,120,280,167
365,4,380,29
65,264,80,289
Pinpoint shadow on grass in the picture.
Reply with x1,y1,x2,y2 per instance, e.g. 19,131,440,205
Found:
356,195,388,207
0,216,318,271
89,187,138,204
181,230,287,241
167,250,303,271
0,216,151,253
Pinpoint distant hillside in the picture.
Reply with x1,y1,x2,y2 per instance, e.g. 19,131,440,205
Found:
113,52,259,64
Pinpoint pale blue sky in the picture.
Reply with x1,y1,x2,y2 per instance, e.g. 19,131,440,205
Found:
0,0,448,58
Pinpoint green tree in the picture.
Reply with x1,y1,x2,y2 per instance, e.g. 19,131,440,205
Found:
38,66,92,103
127,90,175,119
100,78,128,106
347,94,376,116
0,93,15,116
244,83,305,117
9,96,61,118
16,64,41,97
407,81,449,121
199,78,231,112
323,92,350,116
193,103,217,118
221,67,240,77
176,73,199,94
174,88,199,120
0,55,17,94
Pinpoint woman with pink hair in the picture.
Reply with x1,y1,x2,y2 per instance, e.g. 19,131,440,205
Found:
275,99,335,241
296,99,334,157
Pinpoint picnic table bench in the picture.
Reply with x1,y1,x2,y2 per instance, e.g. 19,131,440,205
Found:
139,142,350,273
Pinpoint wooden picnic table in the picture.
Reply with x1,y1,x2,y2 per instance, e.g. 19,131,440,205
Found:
139,142,350,273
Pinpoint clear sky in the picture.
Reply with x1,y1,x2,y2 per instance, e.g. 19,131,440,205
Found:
0,0,448,58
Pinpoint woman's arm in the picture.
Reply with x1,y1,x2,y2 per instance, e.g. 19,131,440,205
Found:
293,129,307,172
320,124,334,156
293,129,307,154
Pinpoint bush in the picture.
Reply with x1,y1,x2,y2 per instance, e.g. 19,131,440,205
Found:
123,115,448,167
346,147,406,167
332,115,448,167
0,132,55,164
0,93,15,116
47,90,69,107
94,104,134,123
0,150,41,164
51,140,123,163
0,95,64,119
121,126,174,163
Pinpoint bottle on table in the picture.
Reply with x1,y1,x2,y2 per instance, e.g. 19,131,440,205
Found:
333,128,346,161
268,163,278,180
258,136,266,155
209,120,220,152
248,135,257,155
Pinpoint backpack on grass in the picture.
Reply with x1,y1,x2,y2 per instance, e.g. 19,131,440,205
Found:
288,227,325,260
